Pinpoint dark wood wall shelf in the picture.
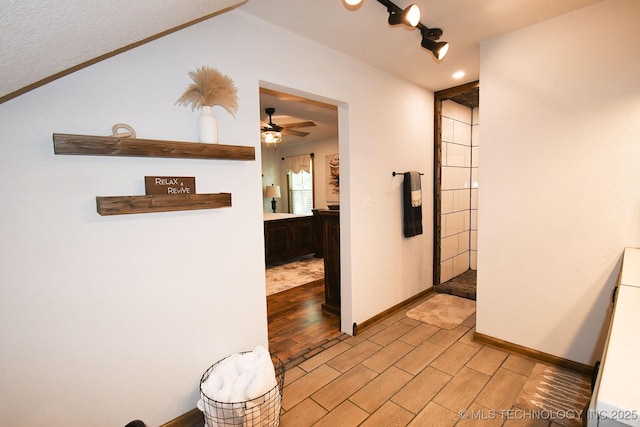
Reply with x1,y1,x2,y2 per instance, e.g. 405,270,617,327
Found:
53,133,255,160
96,193,231,216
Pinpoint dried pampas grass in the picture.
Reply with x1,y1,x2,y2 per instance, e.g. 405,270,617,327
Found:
176,66,238,117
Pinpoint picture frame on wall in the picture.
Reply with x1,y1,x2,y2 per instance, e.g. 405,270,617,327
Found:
326,153,339,203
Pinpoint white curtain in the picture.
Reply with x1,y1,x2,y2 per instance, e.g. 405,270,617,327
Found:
283,154,311,173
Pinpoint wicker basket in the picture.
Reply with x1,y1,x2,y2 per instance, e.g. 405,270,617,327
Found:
199,354,285,427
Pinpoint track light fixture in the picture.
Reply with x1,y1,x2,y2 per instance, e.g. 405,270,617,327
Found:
419,26,450,61
344,0,449,61
387,3,420,27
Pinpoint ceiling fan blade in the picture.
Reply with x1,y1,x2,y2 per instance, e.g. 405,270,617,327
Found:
283,129,309,137
281,121,316,129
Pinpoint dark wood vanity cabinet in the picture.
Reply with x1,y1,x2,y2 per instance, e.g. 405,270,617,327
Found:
311,209,324,258
264,216,315,265
317,210,340,316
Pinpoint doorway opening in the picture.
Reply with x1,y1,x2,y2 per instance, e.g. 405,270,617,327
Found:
434,81,479,300
259,84,344,363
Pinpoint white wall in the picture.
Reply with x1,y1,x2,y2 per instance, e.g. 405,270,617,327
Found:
477,0,640,365
261,144,284,212
0,8,434,426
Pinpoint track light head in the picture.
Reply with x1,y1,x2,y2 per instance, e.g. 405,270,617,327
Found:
388,4,421,27
421,37,449,60
419,26,448,60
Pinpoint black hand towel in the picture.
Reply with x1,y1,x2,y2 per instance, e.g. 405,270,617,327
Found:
403,171,423,237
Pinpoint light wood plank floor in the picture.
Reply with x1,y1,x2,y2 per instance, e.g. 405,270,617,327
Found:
277,293,592,426
188,287,592,427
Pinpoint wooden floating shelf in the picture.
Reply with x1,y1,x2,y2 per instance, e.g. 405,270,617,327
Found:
53,133,255,160
96,193,231,216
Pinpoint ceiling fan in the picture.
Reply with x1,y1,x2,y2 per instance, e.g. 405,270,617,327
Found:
261,107,316,138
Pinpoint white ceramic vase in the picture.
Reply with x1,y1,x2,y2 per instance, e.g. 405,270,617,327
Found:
198,106,218,143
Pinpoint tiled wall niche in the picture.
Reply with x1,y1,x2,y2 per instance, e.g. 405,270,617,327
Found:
440,100,479,284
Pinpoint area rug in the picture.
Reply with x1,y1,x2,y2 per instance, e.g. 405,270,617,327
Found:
515,363,591,427
405,293,475,329
265,256,324,296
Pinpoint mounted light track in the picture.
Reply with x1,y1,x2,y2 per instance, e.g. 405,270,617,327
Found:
344,0,449,61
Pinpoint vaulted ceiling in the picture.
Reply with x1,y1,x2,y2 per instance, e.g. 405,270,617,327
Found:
241,0,602,92
0,0,247,103
1,0,603,105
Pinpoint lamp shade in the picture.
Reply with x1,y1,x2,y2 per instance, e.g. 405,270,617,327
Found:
265,185,281,198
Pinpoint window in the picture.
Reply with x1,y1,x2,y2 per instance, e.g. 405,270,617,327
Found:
288,168,313,214
284,154,314,214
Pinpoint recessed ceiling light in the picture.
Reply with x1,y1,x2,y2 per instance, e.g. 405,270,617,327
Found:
452,71,465,79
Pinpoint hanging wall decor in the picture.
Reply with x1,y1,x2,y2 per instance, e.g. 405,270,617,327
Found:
144,176,196,195
326,154,340,203
176,66,238,144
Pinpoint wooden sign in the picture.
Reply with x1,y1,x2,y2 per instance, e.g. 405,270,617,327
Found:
145,176,196,195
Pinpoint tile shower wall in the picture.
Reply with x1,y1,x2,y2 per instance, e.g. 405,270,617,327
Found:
440,101,479,284
471,107,479,270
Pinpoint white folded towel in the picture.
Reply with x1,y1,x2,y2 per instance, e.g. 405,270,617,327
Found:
236,351,260,373
201,371,234,403
409,171,422,207
199,345,277,403
246,368,277,400
198,345,279,427
237,346,276,400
